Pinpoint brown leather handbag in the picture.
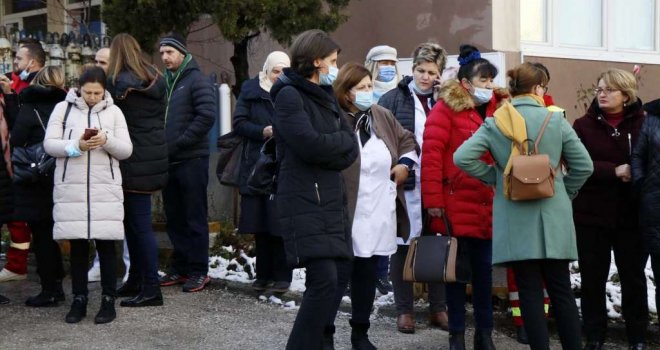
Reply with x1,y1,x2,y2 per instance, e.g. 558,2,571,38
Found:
507,111,557,201
403,214,471,283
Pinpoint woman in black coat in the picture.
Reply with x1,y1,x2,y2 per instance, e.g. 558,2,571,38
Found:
233,51,292,293
106,33,169,307
632,98,660,326
271,30,358,350
9,66,67,306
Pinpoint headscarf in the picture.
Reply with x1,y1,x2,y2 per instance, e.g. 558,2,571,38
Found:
259,51,290,92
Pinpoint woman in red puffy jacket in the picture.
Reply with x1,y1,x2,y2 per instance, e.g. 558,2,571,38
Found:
421,44,508,350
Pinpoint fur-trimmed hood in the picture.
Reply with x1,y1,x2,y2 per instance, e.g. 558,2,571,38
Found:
437,80,509,113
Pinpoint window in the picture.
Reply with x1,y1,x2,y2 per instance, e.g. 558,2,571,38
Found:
5,0,46,15
521,0,660,64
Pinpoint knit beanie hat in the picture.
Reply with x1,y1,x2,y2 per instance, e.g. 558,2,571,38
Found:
160,32,188,55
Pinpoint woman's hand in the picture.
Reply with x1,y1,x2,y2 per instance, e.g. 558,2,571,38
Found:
390,164,409,185
615,164,631,182
263,125,273,139
80,130,107,151
427,208,445,218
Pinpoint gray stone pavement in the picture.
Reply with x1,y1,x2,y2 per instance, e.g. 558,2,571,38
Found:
0,276,562,350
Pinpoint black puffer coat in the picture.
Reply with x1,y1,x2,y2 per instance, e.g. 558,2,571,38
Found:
233,77,274,195
270,68,359,267
164,58,216,163
632,99,660,253
378,76,434,189
108,71,168,192
9,85,66,221
0,149,12,223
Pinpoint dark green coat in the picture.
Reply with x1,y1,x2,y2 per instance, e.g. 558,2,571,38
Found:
453,96,593,265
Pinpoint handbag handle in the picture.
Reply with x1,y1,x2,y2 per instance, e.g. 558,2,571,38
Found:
533,111,554,154
34,110,46,132
441,212,453,238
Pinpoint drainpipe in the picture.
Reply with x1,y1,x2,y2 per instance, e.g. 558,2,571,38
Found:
220,83,232,135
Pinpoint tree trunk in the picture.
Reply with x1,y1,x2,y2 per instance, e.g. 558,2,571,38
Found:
230,37,251,98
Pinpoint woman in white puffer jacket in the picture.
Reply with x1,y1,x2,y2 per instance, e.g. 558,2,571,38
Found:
44,67,132,325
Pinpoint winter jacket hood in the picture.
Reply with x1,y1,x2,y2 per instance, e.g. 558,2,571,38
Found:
109,69,166,100
19,85,67,105
65,88,115,113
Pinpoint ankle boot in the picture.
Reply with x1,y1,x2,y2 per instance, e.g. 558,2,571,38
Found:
449,331,465,350
65,295,88,323
120,285,163,307
350,320,377,350
94,295,116,324
322,325,335,350
474,328,496,350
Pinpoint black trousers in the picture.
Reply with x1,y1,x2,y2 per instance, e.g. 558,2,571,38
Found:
287,258,342,350
326,256,378,327
29,219,64,292
390,244,446,315
576,225,648,343
70,239,117,297
255,234,292,283
163,157,210,276
511,259,581,350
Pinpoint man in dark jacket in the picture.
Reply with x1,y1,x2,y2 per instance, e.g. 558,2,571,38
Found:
158,33,216,293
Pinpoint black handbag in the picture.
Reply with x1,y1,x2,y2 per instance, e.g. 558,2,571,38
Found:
403,214,471,284
247,137,277,195
11,110,55,184
216,131,243,187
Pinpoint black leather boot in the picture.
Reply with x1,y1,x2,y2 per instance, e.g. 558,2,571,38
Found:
65,295,88,323
350,319,377,350
120,285,163,307
474,328,496,350
322,325,335,350
449,331,465,350
94,295,116,324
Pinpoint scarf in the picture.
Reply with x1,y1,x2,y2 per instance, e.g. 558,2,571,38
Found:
165,54,192,90
0,96,11,177
493,94,545,197
373,78,398,102
259,51,290,92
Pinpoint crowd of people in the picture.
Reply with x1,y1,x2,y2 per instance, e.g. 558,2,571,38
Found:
0,27,659,350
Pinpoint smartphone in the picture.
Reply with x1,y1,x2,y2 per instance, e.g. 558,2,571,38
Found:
83,128,99,140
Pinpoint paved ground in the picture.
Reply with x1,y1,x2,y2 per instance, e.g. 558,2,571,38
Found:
0,275,566,350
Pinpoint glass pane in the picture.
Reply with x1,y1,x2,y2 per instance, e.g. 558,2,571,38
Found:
613,0,655,50
557,0,603,47
5,0,46,14
521,0,547,42
22,14,47,37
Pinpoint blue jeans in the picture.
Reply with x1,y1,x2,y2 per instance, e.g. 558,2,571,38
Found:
163,157,210,276
446,237,493,332
124,192,160,292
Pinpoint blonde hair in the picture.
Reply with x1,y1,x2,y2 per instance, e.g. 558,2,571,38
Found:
32,66,65,89
107,33,159,85
412,43,447,72
598,68,638,103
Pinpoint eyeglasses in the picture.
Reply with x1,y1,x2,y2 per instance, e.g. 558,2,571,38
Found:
594,87,619,95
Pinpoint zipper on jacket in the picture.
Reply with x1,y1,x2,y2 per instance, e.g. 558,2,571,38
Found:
628,133,632,156
314,182,321,204
108,154,115,180
61,129,73,182
87,109,92,239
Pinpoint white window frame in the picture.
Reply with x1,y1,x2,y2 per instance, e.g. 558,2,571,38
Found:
521,0,660,64
2,8,47,30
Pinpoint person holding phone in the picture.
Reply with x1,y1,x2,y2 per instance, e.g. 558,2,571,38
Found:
44,66,133,324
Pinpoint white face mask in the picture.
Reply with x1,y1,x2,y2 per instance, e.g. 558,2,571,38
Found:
471,86,493,105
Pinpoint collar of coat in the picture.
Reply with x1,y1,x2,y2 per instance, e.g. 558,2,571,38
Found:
65,88,114,113
273,68,339,114
437,80,509,113
585,97,645,121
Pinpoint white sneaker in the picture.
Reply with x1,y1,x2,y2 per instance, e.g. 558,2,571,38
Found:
0,268,27,282
87,265,101,283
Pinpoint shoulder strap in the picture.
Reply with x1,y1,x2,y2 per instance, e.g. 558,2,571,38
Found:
61,102,73,137
33,110,46,132
533,111,554,153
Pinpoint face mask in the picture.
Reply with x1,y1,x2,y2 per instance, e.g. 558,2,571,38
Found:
411,81,432,95
353,90,373,111
472,86,493,105
19,60,32,81
377,66,396,82
319,65,338,86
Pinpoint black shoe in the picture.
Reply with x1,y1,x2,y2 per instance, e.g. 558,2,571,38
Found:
65,295,88,324
375,277,393,295
0,294,9,304
94,295,116,324
629,343,646,350
182,275,210,293
120,289,164,307
269,281,290,293
516,326,529,345
474,328,496,350
117,281,141,297
344,281,351,297
25,290,62,307
252,279,269,292
323,325,335,350
449,332,466,350
159,273,187,286
350,320,377,350
583,341,605,350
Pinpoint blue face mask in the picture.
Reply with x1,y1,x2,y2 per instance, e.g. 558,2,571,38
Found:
319,66,338,86
472,87,493,105
19,60,32,81
377,66,396,82
353,90,373,111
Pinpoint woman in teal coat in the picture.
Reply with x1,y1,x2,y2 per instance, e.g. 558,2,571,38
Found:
454,63,593,350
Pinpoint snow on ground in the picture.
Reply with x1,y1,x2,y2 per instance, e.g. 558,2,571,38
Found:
207,246,658,319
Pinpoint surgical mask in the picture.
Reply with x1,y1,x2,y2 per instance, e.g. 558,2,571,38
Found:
377,66,396,82
411,80,432,95
353,90,373,111
319,65,338,86
472,87,493,105
19,60,32,81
